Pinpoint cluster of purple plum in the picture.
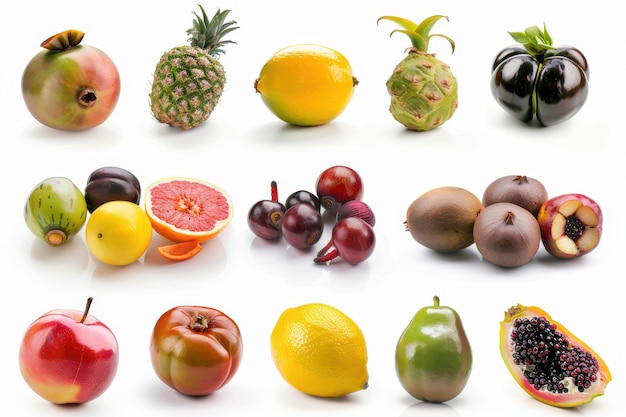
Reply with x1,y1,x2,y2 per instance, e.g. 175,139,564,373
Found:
247,165,376,265
405,175,603,268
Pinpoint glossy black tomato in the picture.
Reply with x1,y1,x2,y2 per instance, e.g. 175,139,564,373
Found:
490,24,589,127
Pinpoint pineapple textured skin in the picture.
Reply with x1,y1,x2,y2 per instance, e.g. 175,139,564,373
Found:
387,51,458,131
150,45,225,130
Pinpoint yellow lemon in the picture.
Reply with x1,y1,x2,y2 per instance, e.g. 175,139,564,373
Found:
254,44,358,127
85,201,153,266
270,303,369,397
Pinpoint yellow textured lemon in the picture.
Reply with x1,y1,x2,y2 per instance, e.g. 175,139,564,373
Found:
270,303,369,397
254,44,358,126
85,201,153,266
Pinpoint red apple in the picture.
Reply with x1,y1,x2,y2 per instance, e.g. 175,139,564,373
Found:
536,193,603,258
19,297,119,404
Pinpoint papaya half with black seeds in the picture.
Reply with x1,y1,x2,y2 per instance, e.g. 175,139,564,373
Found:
500,303,611,408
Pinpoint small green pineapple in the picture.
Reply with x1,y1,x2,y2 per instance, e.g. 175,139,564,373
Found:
150,5,239,130
378,15,458,131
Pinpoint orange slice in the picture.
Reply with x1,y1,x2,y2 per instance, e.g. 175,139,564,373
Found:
145,177,234,243
157,240,203,261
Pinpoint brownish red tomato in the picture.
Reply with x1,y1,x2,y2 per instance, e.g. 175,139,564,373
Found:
149,305,243,396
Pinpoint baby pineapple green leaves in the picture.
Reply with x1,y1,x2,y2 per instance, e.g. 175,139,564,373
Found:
508,23,555,58
377,15,455,55
187,5,239,57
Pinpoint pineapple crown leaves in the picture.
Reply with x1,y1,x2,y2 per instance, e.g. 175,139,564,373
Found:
186,5,239,57
377,15,455,55
508,23,555,59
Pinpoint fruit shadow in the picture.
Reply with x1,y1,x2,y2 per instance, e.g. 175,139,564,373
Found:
425,247,482,264
274,385,363,410
531,250,589,267
398,401,461,417
143,379,246,410
247,236,325,284
146,120,222,146
23,123,123,148
28,236,90,284
247,235,375,291
86,235,229,292
243,120,348,146
391,125,456,143
473,248,596,277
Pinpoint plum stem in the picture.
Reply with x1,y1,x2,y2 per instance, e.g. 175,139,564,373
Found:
314,247,339,264
314,239,338,264
270,180,279,202
316,239,334,258
80,297,93,323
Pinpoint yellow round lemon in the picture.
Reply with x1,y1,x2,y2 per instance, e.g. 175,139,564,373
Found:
254,44,357,127
85,201,153,266
270,303,369,397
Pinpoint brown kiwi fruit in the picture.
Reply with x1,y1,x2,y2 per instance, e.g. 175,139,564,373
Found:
482,175,548,217
473,202,541,267
405,186,484,253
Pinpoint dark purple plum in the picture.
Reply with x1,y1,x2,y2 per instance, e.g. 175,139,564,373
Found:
314,217,375,265
247,181,286,240
281,203,324,249
285,189,321,212
315,165,364,214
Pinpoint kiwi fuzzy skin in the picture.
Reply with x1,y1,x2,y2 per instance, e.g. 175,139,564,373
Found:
405,186,484,253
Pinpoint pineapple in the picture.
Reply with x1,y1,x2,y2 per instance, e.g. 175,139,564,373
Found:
378,15,458,131
150,5,239,130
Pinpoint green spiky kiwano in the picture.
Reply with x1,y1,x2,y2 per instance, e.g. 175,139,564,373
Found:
24,177,88,246
379,15,458,131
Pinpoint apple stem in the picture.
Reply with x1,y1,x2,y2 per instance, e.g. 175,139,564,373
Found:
190,314,209,332
81,297,94,323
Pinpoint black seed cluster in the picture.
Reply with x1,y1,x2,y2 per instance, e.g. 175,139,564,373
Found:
509,316,599,394
564,215,585,241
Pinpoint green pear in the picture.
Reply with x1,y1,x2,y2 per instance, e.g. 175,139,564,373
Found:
395,295,472,402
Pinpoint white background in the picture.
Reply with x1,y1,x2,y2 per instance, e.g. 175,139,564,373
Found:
2,0,623,415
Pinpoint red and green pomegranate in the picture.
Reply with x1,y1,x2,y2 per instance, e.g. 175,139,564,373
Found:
22,29,121,131
500,303,611,408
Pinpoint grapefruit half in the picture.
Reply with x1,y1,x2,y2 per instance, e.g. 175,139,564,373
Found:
145,177,234,243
